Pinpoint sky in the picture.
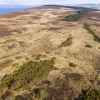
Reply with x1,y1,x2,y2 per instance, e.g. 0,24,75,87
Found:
0,0,100,5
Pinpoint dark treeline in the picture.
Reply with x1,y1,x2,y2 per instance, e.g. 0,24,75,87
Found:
62,9,91,21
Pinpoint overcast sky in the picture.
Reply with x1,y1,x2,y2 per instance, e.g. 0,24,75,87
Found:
0,0,100,5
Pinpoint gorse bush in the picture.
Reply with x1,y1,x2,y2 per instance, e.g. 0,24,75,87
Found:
1,58,56,91
69,63,77,67
15,95,25,100
59,37,73,47
25,57,30,60
0,60,14,70
36,54,46,60
8,44,16,49
80,89,100,100
83,23,100,43
12,63,19,67
4,39,16,43
19,41,25,45
15,56,22,59
86,45,92,48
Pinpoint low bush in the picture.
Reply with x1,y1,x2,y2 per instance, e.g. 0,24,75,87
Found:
80,89,100,100
59,37,73,47
0,60,14,70
69,63,77,67
36,54,46,60
4,39,16,43
12,63,19,67
15,95,25,100
15,56,22,59
86,45,92,48
19,41,25,45
25,57,30,60
8,44,16,49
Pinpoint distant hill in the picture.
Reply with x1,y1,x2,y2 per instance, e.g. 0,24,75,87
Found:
77,3,100,9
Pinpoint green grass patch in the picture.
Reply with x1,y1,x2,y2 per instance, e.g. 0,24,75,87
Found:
80,89,100,100
59,37,73,47
1,58,56,91
12,63,19,67
15,56,22,59
86,45,92,48
83,23,100,43
0,60,14,70
69,63,77,68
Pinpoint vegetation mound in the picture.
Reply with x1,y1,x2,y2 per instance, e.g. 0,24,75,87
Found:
83,23,100,43
0,58,56,92
80,89,100,100
59,37,73,47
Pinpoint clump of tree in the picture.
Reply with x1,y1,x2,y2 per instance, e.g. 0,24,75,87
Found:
59,37,73,47
83,23,100,43
62,9,91,21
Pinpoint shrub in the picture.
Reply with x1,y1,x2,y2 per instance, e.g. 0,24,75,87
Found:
69,63,77,67
46,52,50,54
12,63,19,67
19,41,25,45
36,54,42,60
16,56,22,59
80,89,100,100
25,57,30,60
59,37,73,47
4,39,16,43
15,95,25,100
0,60,14,70
31,55,36,57
8,44,16,49
86,45,92,48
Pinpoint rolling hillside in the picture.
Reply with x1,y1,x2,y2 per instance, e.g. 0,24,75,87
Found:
0,5,100,100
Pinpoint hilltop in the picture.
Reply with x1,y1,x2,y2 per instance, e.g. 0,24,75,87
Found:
77,3,100,9
0,5,100,100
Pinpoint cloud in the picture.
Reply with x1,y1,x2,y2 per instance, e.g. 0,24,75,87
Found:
0,0,99,5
